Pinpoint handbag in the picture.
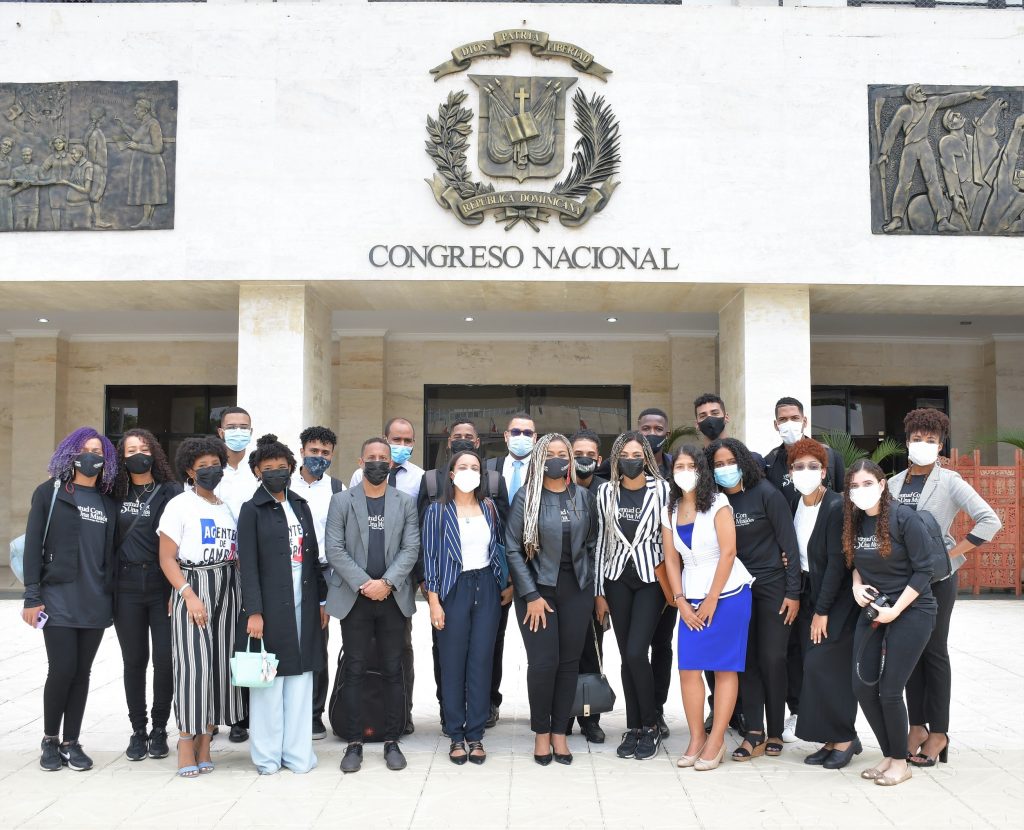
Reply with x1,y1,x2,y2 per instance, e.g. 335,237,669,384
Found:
9,480,60,584
570,622,617,719
230,637,279,688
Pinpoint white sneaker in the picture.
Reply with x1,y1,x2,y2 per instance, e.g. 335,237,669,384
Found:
782,714,798,743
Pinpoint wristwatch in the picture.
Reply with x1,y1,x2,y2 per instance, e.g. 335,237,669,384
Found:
381,578,395,590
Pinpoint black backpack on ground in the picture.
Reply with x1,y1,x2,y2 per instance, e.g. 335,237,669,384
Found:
328,636,408,742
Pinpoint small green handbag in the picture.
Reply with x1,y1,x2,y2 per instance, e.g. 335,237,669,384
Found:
230,638,279,688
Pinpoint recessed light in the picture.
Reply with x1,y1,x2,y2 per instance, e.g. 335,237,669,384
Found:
607,316,618,323
959,320,972,326
464,316,474,322
37,317,49,323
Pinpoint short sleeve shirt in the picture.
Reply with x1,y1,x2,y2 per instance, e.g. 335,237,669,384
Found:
157,489,238,565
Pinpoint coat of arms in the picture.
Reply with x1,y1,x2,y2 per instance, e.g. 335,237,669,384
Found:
426,30,620,231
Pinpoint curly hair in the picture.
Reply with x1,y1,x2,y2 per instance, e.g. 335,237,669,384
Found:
705,437,763,490
175,436,228,484
49,427,118,493
841,459,892,567
903,408,949,442
667,444,716,513
113,428,176,498
248,434,297,474
520,433,576,560
786,436,828,470
299,426,337,449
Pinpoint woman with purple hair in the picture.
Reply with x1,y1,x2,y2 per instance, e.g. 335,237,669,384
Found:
21,426,119,773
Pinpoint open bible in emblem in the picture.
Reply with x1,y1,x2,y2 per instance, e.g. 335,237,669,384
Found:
469,75,576,182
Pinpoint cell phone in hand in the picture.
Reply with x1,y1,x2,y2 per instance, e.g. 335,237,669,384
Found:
35,611,48,629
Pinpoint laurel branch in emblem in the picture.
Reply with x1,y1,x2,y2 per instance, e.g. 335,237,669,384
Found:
426,89,620,231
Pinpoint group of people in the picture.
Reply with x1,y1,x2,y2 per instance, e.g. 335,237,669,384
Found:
19,395,1000,787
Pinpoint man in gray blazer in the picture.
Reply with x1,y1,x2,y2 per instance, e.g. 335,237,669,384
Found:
325,437,420,774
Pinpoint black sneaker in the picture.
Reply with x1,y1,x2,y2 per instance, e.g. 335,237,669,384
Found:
59,741,93,771
148,727,169,759
657,714,670,739
634,727,662,761
40,737,61,772
126,730,149,761
616,728,641,759
228,724,249,743
485,704,499,729
312,717,327,741
580,720,606,744
383,741,407,771
340,743,363,774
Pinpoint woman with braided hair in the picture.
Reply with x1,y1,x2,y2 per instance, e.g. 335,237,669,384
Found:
593,431,671,762
505,433,599,766
845,459,935,787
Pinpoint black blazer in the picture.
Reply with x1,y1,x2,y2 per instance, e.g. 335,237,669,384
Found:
505,484,599,602
22,478,118,604
794,489,856,634
236,486,327,677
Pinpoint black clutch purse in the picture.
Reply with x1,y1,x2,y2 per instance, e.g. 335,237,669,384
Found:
570,622,616,719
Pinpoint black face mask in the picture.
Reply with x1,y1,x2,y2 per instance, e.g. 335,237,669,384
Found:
74,451,105,478
194,465,223,492
644,434,667,454
543,457,570,480
574,457,597,478
363,460,391,486
261,468,290,494
698,416,726,441
449,439,476,455
124,453,153,476
618,458,645,479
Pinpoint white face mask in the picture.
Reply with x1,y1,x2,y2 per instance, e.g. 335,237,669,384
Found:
907,441,940,467
778,420,804,446
791,469,824,497
674,470,698,493
452,469,481,494
849,482,882,512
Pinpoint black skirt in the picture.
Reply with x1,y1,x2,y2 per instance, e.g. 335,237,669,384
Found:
795,603,859,743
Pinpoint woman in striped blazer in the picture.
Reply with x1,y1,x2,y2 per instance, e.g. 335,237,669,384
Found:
423,450,507,766
593,432,672,762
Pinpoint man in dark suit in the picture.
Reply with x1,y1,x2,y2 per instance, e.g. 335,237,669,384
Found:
416,419,510,734
325,437,420,774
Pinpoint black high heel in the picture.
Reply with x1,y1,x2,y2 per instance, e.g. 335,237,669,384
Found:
908,735,950,767
554,750,573,765
533,750,553,766
467,741,486,765
448,741,468,766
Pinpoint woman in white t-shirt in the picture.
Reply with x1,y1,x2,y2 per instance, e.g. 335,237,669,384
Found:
660,444,753,772
158,437,242,778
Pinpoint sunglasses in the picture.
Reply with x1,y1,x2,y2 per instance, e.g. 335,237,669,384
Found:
509,428,535,437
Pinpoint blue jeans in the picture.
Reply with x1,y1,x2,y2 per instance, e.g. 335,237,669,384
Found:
437,568,501,743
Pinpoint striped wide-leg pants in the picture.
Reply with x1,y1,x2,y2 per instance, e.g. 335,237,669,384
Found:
172,561,245,735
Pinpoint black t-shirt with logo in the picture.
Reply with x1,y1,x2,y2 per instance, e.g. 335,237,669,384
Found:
118,484,161,564
558,489,574,571
616,484,646,545
894,475,926,511
366,495,386,579
725,479,802,597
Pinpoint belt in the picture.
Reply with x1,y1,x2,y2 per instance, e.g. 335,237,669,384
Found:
179,560,234,571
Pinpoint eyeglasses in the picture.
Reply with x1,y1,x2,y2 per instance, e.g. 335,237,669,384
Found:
508,428,535,437
791,463,823,472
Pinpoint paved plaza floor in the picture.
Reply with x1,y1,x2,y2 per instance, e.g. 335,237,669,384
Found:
0,592,1021,829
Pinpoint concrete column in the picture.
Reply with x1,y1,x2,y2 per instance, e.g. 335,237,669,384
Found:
718,286,811,455
335,334,386,471
9,332,68,554
236,284,332,453
669,333,719,431
993,336,1024,465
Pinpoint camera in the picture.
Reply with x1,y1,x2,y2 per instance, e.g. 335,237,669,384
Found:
864,587,891,622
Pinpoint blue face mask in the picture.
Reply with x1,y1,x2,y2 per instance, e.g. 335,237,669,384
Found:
223,428,251,453
303,455,331,479
508,435,534,458
714,464,743,489
390,444,413,465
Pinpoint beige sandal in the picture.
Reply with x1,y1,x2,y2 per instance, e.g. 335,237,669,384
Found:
875,766,912,786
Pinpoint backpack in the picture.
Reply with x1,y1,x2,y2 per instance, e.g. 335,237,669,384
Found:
328,636,408,742
330,477,345,495
916,509,952,584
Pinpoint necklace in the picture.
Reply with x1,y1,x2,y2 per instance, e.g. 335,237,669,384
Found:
131,481,155,498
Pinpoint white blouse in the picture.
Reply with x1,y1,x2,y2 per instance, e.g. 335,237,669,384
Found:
660,492,754,601
458,514,491,571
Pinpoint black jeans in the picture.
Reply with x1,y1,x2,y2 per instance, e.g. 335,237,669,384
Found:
740,576,790,737
604,562,665,729
114,562,173,733
490,600,512,708
313,622,330,719
516,569,593,735
339,594,407,742
786,573,814,716
853,606,935,758
650,602,675,715
42,626,105,741
905,572,957,733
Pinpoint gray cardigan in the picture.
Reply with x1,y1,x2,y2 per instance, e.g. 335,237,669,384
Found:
323,484,420,620
888,465,1002,574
